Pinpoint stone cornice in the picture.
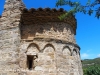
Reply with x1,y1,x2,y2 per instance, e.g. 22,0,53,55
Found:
21,38,80,50
20,8,77,35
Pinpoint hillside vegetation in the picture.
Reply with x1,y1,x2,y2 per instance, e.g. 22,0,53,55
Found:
82,57,100,68
82,57,100,75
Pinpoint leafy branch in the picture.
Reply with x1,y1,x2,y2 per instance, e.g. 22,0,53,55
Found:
56,0,100,19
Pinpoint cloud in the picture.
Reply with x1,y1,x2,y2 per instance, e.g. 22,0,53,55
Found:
97,54,100,57
81,53,89,59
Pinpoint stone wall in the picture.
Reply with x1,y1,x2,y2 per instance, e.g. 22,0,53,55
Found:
20,21,83,75
0,0,83,75
19,39,82,75
0,0,25,74
21,22,76,44
21,8,77,35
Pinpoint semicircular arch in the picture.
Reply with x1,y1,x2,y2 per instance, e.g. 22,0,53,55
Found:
42,43,55,52
62,46,72,56
25,43,40,53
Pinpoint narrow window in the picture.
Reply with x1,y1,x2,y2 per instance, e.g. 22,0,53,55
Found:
27,55,33,70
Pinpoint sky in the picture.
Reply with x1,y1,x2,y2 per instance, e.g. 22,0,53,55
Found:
0,0,100,60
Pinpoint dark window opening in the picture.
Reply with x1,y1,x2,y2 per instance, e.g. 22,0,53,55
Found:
29,60,33,70
27,55,33,70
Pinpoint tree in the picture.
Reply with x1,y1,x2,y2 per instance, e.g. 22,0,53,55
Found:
83,65,100,75
56,0,100,19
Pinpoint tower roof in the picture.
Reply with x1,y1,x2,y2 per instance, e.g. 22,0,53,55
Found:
21,8,77,35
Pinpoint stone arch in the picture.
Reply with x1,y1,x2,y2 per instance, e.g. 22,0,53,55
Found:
42,43,55,53
26,43,40,53
42,43,55,70
75,48,80,58
77,49,80,55
73,49,77,56
62,46,71,56
26,43,40,70
27,43,40,50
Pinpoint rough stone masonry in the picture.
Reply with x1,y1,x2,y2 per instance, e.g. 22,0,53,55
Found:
0,0,83,75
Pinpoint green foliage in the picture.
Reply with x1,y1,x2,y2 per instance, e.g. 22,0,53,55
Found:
58,7,77,20
83,65,100,75
82,58,100,75
82,57,100,68
56,0,100,19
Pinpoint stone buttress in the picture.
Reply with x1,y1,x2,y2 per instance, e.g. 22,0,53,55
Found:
0,0,83,75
